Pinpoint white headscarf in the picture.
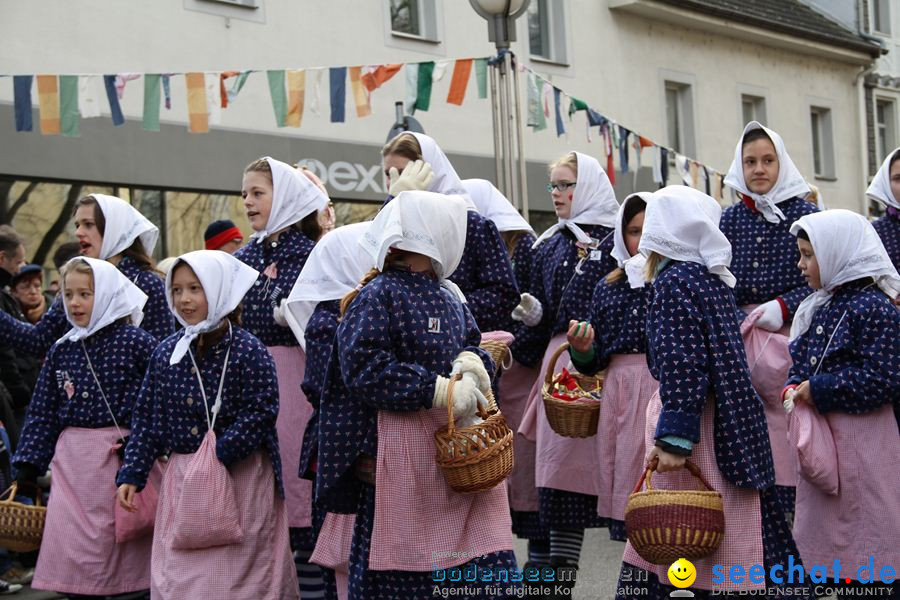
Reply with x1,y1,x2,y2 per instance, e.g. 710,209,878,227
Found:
611,192,653,289
639,185,736,287
91,194,159,260
865,148,900,210
360,190,469,301
724,122,811,223
166,250,260,364
533,151,620,248
249,157,329,243
285,222,374,350
462,178,533,234
58,257,147,343
789,210,900,340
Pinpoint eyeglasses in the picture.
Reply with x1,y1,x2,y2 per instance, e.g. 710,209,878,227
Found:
547,182,577,192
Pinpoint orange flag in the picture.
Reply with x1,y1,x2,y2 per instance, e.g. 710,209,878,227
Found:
286,70,305,127
349,67,371,118
361,64,402,92
219,71,240,108
37,75,60,135
446,59,473,106
185,73,209,133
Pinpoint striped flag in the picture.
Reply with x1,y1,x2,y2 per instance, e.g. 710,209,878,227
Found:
348,67,371,118
36,75,60,135
185,72,209,133
286,70,305,127
446,59,472,106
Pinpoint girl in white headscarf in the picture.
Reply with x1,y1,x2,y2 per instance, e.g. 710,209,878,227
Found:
513,151,619,589
565,192,659,542
616,186,807,599
13,257,158,598
317,191,518,600
235,156,330,595
782,210,899,592
117,250,298,599
865,147,900,269
285,222,373,600
722,122,817,508
380,133,520,333
0,194,174,358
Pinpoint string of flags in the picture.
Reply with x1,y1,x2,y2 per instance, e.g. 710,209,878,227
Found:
5,57,490,136
522,64,728,201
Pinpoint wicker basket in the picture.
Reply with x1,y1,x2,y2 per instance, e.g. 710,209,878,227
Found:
434,377,514,494
541,343,602,438
479,340,511,374
624,459,725,565
0,483,47,552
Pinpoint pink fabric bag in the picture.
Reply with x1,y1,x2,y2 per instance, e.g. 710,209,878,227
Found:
740,311,793,405
788,402,839,496
113,443,159,544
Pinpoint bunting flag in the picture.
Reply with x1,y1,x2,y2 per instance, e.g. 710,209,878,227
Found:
329,66,346,123
416,61,435,111
78,75,103,119
651,146,663,186
713,171,723,200
431,61,449,83
219,71,240,108
602,123,615,185
13,75,33,132
226,71,251,106
59,75,79,137
115,73,140,99
446,59,472,106
689,160,700,189
618,127,630,173
526,72,546,131
286,69,306,126
361,64,402,92
553,87,564,137
185,72,209,133
309,68,324,115
702,166,711,195
205,73,221,126
103,75,125,126
347,67,370,118
675,154,691,186
403,63,418,114
475,58,488,99
143,74,161,131
266,70,287,127
162,74,172,109
36,75,60,135
660,148,669,188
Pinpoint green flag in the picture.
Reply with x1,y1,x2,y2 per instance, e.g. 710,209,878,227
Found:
475,58,488,99
142,74,161,131
415,62,435,111
267,70,287,127
59,75,79,137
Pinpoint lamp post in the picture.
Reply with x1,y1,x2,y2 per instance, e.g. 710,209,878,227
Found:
469,0,530,220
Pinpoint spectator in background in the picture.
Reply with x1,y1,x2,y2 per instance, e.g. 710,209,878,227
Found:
10,265,46,325
203,219,244,254
0,226,30,450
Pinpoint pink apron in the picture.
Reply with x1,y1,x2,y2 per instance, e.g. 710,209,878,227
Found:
269,345,314,528
32,427,158,596
519,332,602,496
368,409,514,571
151,449,298,599
740,306,797,488
311,512,355,600
595,354,658,521
622,392,765,593
499,360,542,512
793,403,900,578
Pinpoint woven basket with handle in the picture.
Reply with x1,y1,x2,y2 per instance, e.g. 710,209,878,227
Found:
434,376,514,494
624,458,725,565
0,482,46,552
541,342,602,438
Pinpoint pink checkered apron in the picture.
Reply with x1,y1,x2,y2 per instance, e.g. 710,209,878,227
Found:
741,306,798,487
368,408,515,571
31,427,155,596
269,345,314,528
595,354,658,521
151,449,298,599
499,360,542,512
310,512,355,600
622,392,765,593
792,403,900,578
518,332,602,495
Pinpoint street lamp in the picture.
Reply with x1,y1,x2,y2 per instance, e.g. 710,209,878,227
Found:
469,0,530,220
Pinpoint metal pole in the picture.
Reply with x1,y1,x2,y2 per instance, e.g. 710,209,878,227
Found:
488,60,504,194
510,53,529,221
503,51,518,211
498,55,513,203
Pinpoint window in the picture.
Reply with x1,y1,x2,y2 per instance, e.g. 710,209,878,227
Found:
388,0,438,41
873,0,890,34
876,98,896,161
204,0,258,6
741,94,767,126
527,0,567,64
810,106,835,178
665,81,696,156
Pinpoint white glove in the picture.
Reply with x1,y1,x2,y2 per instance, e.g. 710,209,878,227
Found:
388,160,434,196
432,375,487,417
450,351,491,394
749,300,784,332
511,292,543,327
273,298,289,328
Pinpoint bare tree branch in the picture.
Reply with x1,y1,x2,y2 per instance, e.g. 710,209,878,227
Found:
32,183,82,265
5,181,39,224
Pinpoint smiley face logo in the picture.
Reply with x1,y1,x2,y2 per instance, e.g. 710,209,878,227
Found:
667,558,696,589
